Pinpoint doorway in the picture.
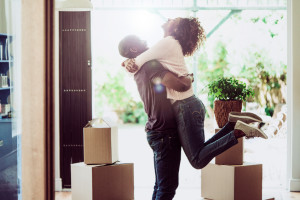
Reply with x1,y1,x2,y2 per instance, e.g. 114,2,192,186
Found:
55,0,290,198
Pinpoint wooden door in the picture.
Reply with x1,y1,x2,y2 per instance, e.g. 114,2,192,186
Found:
59,11,92,188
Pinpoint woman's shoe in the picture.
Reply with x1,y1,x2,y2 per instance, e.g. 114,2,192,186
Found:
234,120,268,139
229,112,262,124
230,111,262,121
258,122,266,129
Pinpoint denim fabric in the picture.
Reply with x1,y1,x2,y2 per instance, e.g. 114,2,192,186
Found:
147,130,181,200
172,95,238,169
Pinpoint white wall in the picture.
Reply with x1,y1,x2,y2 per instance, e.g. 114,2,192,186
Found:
287,0,300,192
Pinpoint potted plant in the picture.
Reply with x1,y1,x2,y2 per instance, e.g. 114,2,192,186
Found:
208,77,254,128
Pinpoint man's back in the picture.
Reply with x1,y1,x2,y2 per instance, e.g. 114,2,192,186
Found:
134,60,177,132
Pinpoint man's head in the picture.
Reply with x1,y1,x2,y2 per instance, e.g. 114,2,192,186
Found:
118,35,148,58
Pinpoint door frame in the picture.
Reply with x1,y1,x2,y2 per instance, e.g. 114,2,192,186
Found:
50,0,300,193
22,0,54,199
287,0,300,192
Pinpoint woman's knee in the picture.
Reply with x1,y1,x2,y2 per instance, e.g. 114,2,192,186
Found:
190,159,207,169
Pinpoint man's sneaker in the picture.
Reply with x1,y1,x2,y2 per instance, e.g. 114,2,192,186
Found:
229,112,262,124
234,120,268,139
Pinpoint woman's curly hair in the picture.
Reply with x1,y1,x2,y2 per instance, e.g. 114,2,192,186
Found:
170,17,206,56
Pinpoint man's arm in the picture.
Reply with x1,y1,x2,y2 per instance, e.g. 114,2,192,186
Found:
160,72,193,92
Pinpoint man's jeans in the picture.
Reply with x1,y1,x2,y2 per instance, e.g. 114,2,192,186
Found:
172,95,238,169
147,129,181,200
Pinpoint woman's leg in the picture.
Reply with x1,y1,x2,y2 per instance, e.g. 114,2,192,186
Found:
173,95,238,169
203,121,236,147
191,130,238,169
173,96,206,166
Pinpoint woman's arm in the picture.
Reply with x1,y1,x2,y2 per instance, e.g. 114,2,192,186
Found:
123,37,176,73
135,37,173,68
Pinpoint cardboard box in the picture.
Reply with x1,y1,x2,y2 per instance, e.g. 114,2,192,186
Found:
263,197,275,200
204,196,274,200
71,162,134,200
215,128,243,165
201,163,262,200
84,118,118,164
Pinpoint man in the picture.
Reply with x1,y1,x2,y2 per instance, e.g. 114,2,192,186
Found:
119,35,194,200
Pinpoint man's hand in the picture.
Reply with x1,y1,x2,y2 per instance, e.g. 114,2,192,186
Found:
121,58,139,73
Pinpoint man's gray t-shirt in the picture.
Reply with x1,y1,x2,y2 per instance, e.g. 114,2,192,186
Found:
134,60,177,132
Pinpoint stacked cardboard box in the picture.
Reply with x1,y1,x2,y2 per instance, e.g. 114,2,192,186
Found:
71,162,134,200
83,118,119,165
202,163,262,200
71,118,134,200
201,128,273,200
215,128,243,165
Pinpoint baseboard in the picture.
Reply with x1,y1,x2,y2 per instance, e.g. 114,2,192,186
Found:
289,179,300,191
55,178,62,191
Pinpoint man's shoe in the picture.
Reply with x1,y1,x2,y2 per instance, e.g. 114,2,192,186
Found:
234,120,268,139
229,112,262,124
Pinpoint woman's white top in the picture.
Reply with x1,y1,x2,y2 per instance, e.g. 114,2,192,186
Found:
135,36,194,101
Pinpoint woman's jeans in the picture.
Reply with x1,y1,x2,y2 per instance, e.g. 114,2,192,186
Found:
147,129,181,200
172,95,238,169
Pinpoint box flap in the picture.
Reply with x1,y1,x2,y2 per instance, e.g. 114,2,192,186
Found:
234,162,262,167
71,162,93,200
201,163,235,200
102,117,118,128
84,118,110,128
84,117,118,128
71,162,107,168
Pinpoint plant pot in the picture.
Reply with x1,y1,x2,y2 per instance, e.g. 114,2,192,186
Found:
214,100,242,128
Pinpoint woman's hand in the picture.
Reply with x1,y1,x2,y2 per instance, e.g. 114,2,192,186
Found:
121,58,138,73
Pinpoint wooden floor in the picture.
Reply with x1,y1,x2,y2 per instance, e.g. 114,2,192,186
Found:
55,189,300,200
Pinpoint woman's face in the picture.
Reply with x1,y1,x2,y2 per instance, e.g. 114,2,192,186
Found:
162,18,181,37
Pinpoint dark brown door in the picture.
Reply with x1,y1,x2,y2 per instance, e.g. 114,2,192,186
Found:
59,11,92,188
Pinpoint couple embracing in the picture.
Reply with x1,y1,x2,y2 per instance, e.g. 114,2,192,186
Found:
118,17,267,200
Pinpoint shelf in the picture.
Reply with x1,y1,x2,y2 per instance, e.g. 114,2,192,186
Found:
0,60,13,63
0,33,12,37
0,118,12,123
0,87,11,91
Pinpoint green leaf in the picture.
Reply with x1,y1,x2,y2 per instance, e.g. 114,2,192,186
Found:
207,77,254,101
